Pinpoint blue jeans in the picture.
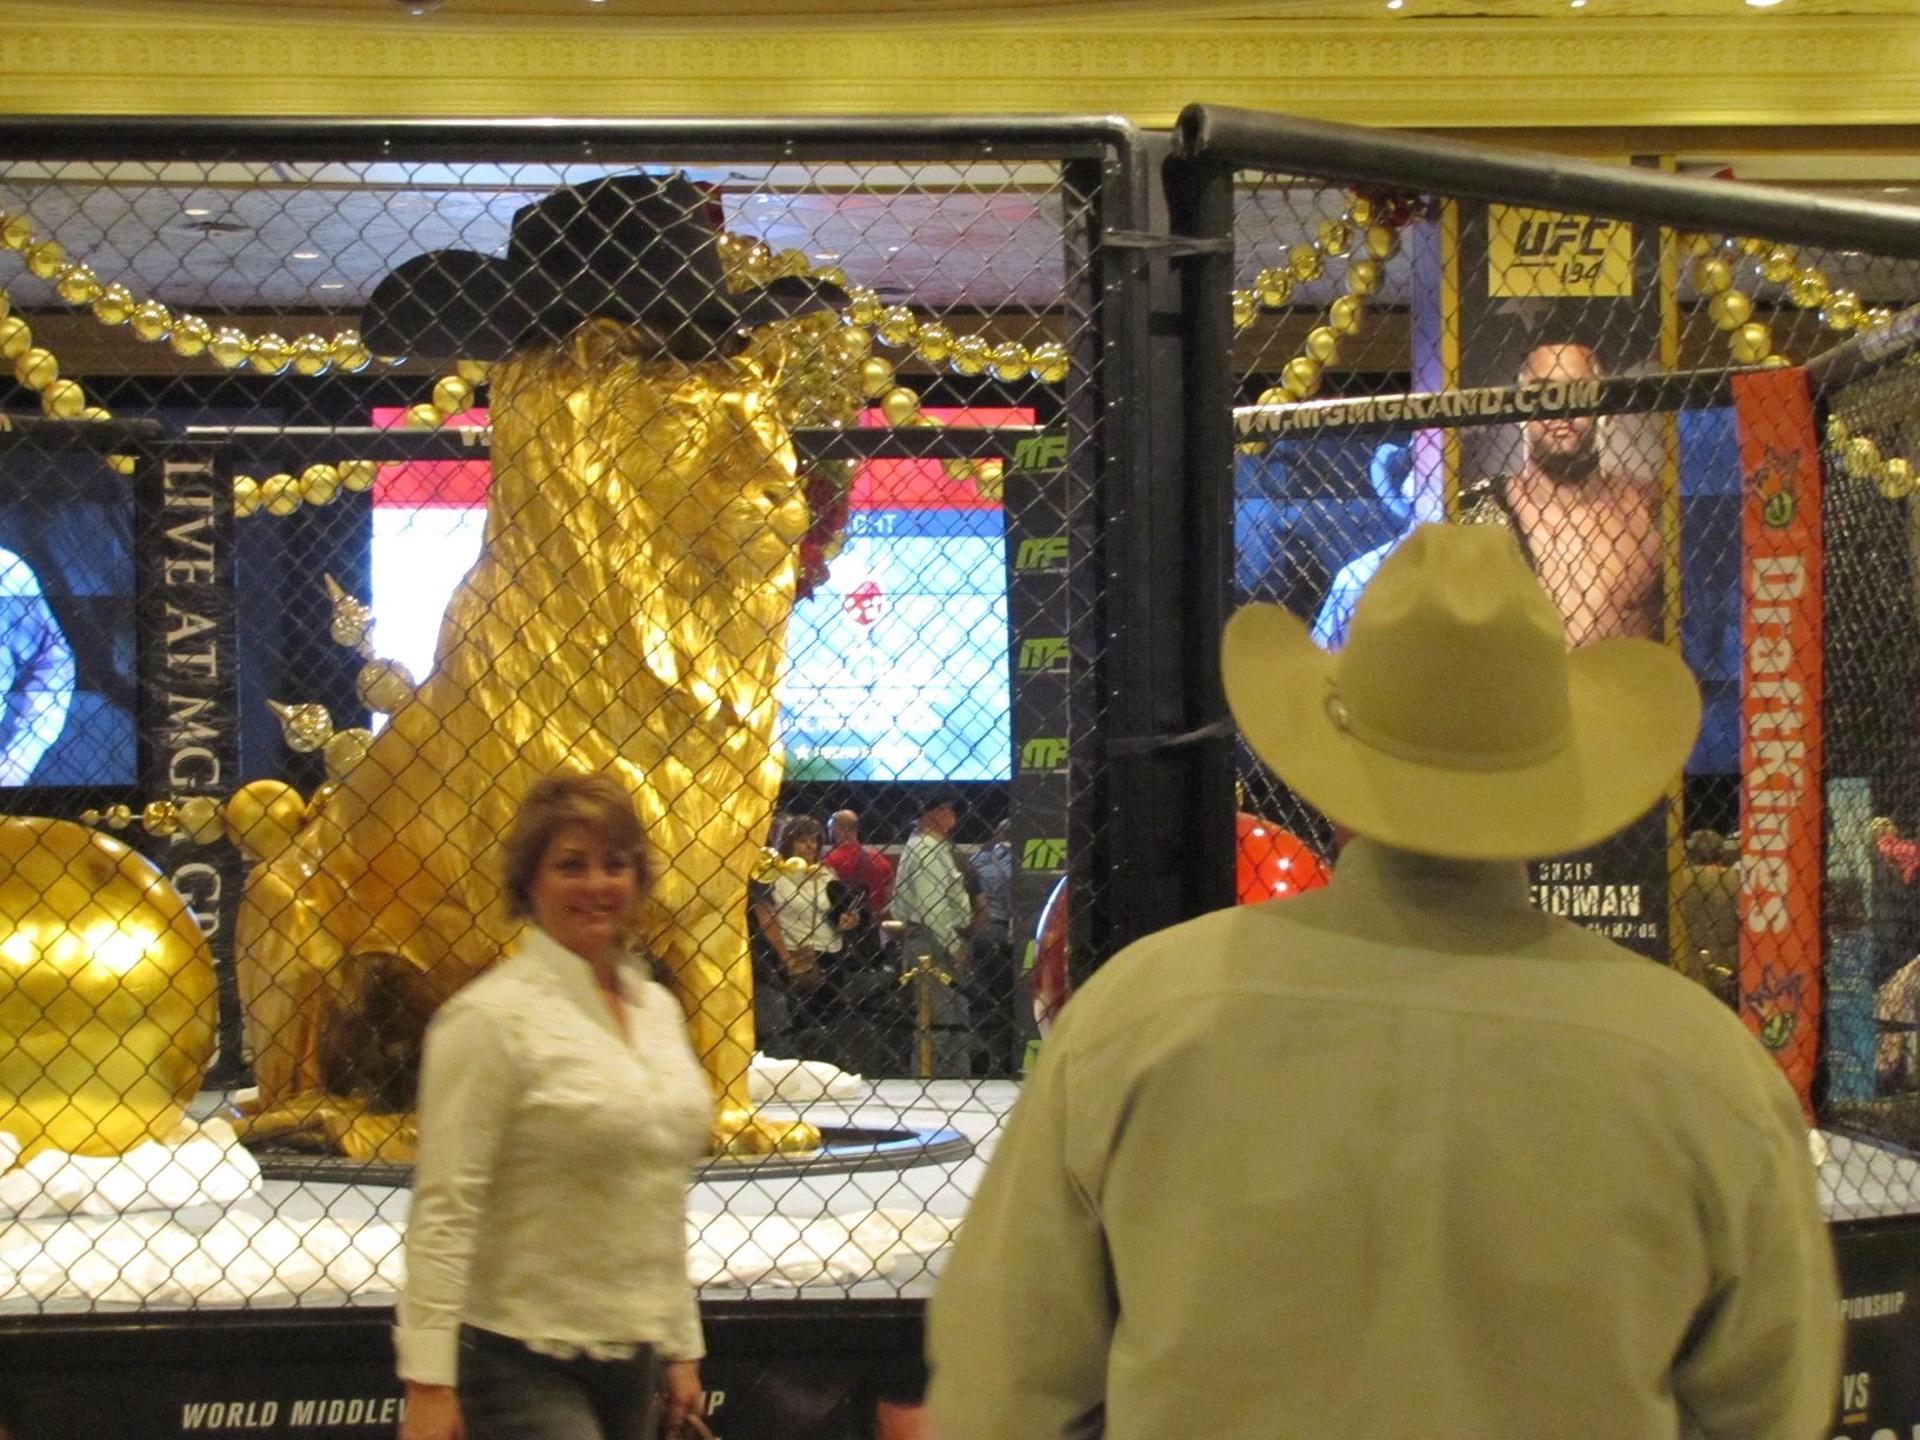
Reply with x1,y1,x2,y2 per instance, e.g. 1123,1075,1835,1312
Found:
457,1326,659,1440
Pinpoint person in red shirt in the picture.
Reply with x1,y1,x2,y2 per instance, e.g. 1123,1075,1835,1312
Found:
824,809,895,917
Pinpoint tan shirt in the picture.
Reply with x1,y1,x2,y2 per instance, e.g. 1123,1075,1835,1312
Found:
395,926,712,1385
928,838,1840,1440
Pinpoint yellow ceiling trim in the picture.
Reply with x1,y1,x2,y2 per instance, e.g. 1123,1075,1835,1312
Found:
3,8,1919,130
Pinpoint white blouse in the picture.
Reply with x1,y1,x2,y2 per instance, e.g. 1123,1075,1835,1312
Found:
394,925,714,1386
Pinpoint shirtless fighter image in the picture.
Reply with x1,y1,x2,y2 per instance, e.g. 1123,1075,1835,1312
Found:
1460,340,1662,646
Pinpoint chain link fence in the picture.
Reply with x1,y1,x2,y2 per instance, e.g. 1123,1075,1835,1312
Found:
0,125,1128,1316
1214,134,1920,1225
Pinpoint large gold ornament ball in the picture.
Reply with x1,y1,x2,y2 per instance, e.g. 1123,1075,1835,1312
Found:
1346,258,1383,298
1788,270,1830,309
0,316,30,362
877,306,918,349
271,700,335,753
1844,435,1883,480
949,335,992,378
259,473,303,516
1760,247,1797,285
1305,326,1341,364
208,329,252,370
1707,290,1753,332
1823,292,1863,332
1315,219,1353,255
455,357,491,387
913,321,954,365
231,476,262,519
24,240,66,280
290,334,333,378
330,331,373,373
989,342,1029,383
0,213,32,251
175,796,225,846
1363,224,1400,262
846,288,883,329
225,780,309,865
128,299,171,343
1730,322,1773,366
1231,291,1257,331
857,354,896,399
298,464,342,507
338,459,380,494
827,324,873,368
0,818,216,1163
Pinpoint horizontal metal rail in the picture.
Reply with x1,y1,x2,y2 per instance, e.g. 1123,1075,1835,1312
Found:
1178,104,1920,260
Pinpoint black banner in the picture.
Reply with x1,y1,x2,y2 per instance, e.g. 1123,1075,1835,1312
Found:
1832,1220,1920,1438
137,449,246,1086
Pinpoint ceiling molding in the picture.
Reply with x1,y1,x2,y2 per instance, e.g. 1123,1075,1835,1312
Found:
3,8,1919,130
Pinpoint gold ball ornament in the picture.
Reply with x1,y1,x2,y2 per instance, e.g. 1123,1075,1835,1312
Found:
1730,322,1773,366
1329,295,1365,336
1844,435,1882,481
322,727,375,780
1346,257,1383,297
1028,341,1071,385
949,335,992,377
827,324,873,367
258,474,302,516
128,299,172,343
12,347,57,392
1707,291,1754,331
231,477,262,519
102,804,134,830
1762,354,1792,369
989,342,1029,383
1823,292,1862,332
224,780,309,865
1286,243,1325,282
0,315,30,361
106,453,138,477
780,855,812,878
90,283,135,326
175,795,225,845
356,659,417,714
1691,256,1734,296
877,306,918,348
1232,290,1257,331
1363,225,1400,262
971,459,1006,502
0,213,32,250
1346,196,1376,227
1254,267,1294,309
879,386,921,426
814,266,848,290
290,334,333,377
330,331,372,372
455,358,491,386
268,700,334,754
1827,415,1852,445
1305,326,1341,364
168,314,213,358
913,321,954,365
1760,247,1797,285
54,264,102,306
208,329,252,370
0,818,217,1163
404,402,444,430
846,288,883,328
140,800,180,838
1281,355,1323,401
248,333,292,376
40,379,86,420
24,240,66,280
1315,219,1353,255
1736,237,1772,258
1879,456,1917,501
338,459,379,494
857,354,896,398
298,464,342,507
1788,271,1830,309
1256,386,1290,408
432,374,475,415
0,291,7,321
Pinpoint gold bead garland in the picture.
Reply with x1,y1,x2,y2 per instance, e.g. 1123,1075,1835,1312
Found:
1681,232,1898,370
1824,413,1918,501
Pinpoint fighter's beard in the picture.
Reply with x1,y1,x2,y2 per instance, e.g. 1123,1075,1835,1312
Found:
1532,442,1602,487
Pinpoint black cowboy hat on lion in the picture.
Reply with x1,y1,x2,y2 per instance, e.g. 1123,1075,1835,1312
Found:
361,172,848,363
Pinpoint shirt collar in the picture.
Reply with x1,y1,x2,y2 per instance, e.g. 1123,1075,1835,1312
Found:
1298,835,1547,950
515,923,648,1022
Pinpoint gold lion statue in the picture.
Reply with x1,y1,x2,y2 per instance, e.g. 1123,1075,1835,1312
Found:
231,174,846,1159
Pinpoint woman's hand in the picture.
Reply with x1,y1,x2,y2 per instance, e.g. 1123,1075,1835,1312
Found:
400,1382,462,1440
661,1359,704,1435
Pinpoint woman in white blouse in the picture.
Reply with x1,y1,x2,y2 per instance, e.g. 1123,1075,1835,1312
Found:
398,771,714,1440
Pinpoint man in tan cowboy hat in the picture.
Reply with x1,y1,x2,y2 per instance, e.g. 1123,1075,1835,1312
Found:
928,525,1838,1440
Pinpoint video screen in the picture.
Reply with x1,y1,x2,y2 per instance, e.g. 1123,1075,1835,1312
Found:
368,404,1016,784
0,452,138,788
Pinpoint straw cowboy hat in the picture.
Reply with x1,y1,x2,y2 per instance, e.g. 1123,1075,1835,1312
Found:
361,172,847,363
1222,523,1700,861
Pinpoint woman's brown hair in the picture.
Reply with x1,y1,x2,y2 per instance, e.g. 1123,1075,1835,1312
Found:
501,771,653,920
